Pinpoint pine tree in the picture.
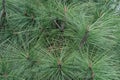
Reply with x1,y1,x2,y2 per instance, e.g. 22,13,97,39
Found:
0,0,120,80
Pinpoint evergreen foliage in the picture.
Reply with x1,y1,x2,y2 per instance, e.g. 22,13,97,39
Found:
0,0,120,80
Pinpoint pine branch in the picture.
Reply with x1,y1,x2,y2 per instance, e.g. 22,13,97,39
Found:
83,63,94,80
1,0,6,18
54,19,64,32
0,0,6,28
80,27,89,48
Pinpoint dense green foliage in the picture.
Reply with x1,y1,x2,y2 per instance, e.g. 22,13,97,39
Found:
0,0,120,80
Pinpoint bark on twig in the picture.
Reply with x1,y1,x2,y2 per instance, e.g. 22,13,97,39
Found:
80,27,89,48
83,63,94,80
1,0,6,18
0,0,6,28
54,20,64,32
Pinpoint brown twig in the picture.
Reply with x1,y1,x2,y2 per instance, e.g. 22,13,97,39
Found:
83,63,95,80
0,0,6,28
1,0,6,18
89,63,94,80
2,0,6,11
80,27,89,48
54,20,64,32
57,59,62,69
